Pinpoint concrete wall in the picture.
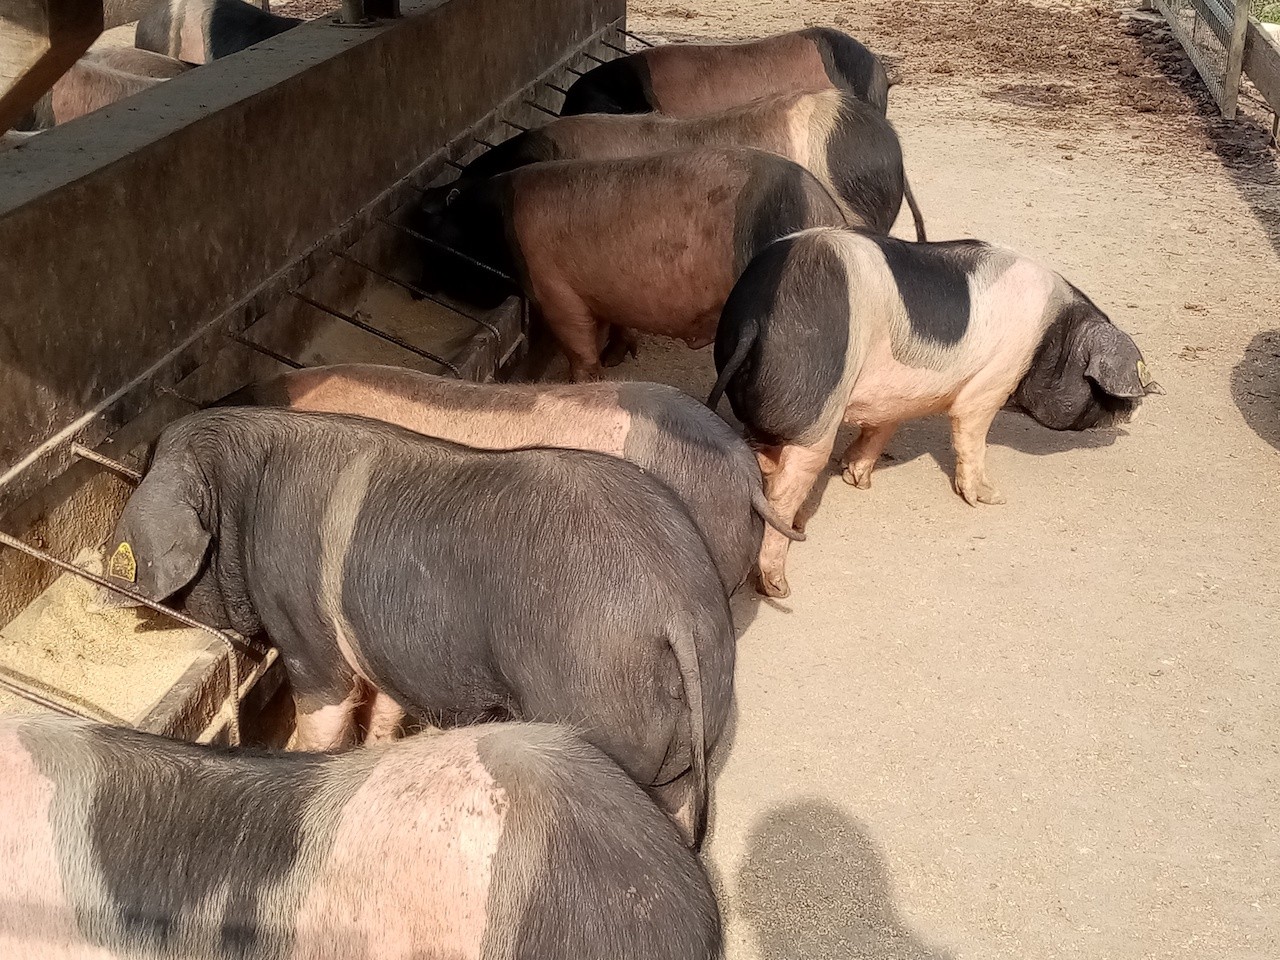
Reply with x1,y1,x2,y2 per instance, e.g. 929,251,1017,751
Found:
0,0,623,621
0,0,621,514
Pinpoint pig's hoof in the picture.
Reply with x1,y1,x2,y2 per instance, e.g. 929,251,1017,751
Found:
955,477,1005,506
841,464,872,489
757,571,790,599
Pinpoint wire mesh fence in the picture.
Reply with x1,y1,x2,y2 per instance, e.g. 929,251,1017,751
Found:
1153,0,1254,116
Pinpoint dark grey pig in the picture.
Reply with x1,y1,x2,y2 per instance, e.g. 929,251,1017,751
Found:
223,364,802,594
708,227,1162,598
102,407,734,846
0,716,723,959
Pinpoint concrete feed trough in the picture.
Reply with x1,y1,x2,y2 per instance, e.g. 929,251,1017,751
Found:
0,0,628,743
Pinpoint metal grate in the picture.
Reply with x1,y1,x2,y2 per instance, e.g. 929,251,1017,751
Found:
1153,0,1253,116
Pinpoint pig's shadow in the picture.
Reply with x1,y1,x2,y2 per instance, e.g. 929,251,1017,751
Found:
1232,330,1280,451
798,409,1129,519
736,799,954,960
704,586,770,837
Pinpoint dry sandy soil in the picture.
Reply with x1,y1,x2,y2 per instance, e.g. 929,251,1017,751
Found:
598,1,1279,958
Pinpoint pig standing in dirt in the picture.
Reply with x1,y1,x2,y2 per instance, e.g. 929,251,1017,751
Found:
447,89,924,239
224,364,802,594
562,27,889,117
103,407,733,845
708,227,1163,598
20,48,191,128
135,0,301,63
411,146,847,381
0,715,723,959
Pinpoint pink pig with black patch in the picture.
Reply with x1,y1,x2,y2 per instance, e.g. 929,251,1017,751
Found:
709,227,1163,598
0,716,722,960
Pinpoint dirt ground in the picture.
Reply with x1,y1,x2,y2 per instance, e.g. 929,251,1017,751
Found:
605,1,1280,958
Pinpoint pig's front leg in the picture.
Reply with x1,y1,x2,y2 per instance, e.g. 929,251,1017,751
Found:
841,421,900,490
757,436,836,598
949,403,1006,506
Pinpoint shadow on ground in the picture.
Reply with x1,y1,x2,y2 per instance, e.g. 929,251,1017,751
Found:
1232,329,1280,449
736,799,953,960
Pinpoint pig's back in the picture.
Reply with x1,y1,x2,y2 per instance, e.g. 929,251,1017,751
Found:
644,33,832,116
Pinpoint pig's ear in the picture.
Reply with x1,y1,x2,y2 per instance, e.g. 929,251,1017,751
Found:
1082,324,1147,399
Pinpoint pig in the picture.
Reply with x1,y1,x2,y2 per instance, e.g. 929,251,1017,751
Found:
561,27,890,117
135,0,301,64
20,48,192,128
103,407,734,845
222,364,803,595
442,89,924,239
410,146,847,381
0,715,723,959
708,227,1163,598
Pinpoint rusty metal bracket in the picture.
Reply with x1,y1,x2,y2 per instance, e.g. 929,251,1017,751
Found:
501,118,529,132
546,81,570,95
334,250,501,338
601,40,629,55
69,443,142,484
291,291,462,377
0,531,258,744
566,66,586,76
583,51,608,64
474,136,499,149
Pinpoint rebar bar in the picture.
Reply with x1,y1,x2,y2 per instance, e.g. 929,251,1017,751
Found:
228,334,304,370
524,99,559,117
0,664,128,725
619,28,656,47
376,217,518,286
291,291,462,377
69,443,142,483
333,251,500,337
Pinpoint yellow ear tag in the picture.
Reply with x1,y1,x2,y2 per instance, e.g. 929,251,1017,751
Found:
1136,360,1153,388
108,542,137,582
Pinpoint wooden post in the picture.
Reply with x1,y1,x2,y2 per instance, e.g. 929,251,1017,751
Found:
0,0,102,132
1222,0,1252,119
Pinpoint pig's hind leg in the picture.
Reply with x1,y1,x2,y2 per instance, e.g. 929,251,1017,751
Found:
841,421,900,490
600,326,640,367
535,285,605,381
757,435,837,598
291,677,364,751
